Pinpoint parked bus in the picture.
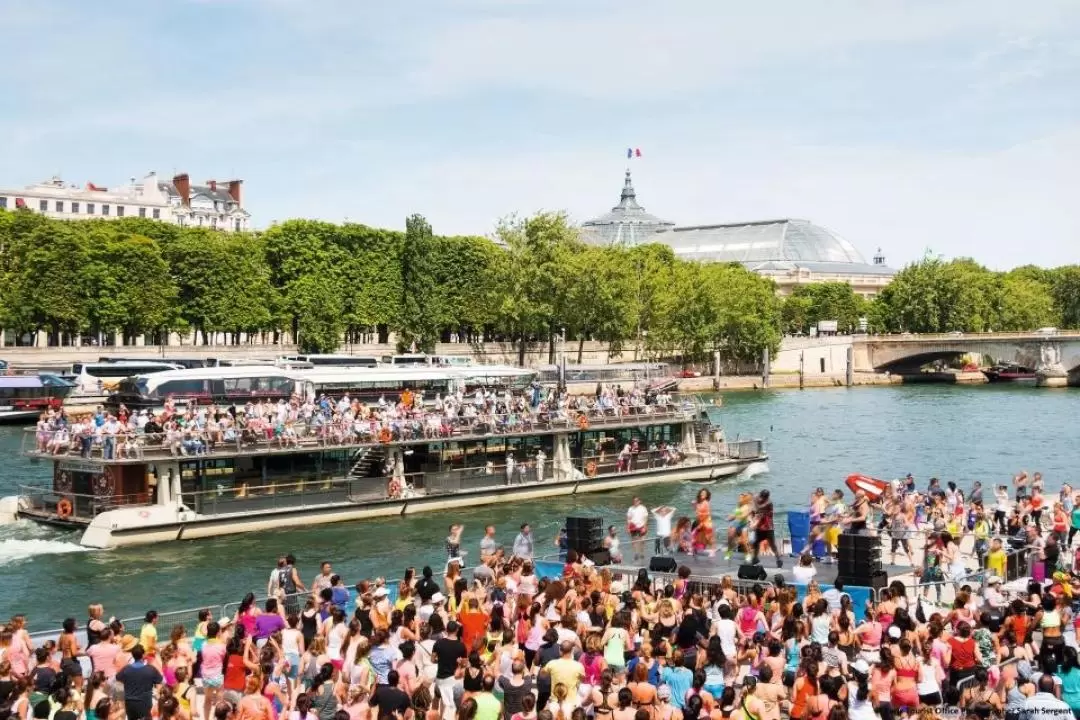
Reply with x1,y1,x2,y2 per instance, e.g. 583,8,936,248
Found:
388,354,473,367
71,361,183,396
281,354,380,368
98,356,217,369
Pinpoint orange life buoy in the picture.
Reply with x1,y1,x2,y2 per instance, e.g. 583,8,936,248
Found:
378,427,392,443
56,498,73,519
585,461,598,477
577,415,589,430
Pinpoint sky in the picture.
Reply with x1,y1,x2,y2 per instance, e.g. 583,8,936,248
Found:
2,0,1079,270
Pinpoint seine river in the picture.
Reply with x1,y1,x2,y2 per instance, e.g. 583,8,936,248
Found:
1,384,1077,630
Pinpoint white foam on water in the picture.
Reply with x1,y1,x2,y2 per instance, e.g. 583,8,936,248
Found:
0,538,91,564
0,520,90,564
736,461,770,480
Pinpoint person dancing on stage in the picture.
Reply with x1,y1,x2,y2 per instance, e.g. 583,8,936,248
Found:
694,488,716,556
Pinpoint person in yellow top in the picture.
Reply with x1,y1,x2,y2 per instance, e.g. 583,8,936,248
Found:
973,513,992,564
985,537,1007,579
139,610,159,657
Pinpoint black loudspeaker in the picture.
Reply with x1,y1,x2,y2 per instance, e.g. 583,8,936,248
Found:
836,571,888,590
738,563,768,581
586,549,612,566
649,556,679,573
1005,551,1022,581
837,533,882,578
566,516,604,555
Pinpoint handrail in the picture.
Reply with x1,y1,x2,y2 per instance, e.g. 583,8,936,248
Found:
867,330,1080,341
24,403,701,461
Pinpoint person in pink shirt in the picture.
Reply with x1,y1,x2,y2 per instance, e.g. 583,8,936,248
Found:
201,620,230,720
85,629,121,681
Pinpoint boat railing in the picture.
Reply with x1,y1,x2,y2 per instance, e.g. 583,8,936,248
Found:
21,402,698,462
16,484,152,520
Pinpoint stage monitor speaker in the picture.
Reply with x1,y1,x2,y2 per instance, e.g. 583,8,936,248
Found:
586,549,612,566
838,557,883,578
649,556,678,573
1005,550,1022,581
738,563,768,581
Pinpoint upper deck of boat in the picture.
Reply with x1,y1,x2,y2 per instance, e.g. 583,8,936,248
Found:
25,402,706,466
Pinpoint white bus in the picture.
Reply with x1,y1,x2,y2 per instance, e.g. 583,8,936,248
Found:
389,354,473,367
282,354,381,368
70,361,182,396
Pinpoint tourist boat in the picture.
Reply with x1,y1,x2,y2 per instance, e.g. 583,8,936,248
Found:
0,396,767,548
0,374,76,422
845,473,889,501
982,362,1037,383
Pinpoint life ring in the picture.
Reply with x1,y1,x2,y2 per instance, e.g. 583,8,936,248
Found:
56,498,73,519
577,415,589,430
585,461,598,477
378,427,392,443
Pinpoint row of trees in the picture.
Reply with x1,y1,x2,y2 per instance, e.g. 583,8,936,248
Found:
2,208,1078,363
0,209,782,364
782,255,1080,336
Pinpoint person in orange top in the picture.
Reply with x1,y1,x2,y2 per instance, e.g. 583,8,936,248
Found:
401,388,414,409
457,597,490,653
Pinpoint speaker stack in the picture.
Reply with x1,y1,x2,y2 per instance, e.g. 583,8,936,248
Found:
837,532,887,589
566,516,606,564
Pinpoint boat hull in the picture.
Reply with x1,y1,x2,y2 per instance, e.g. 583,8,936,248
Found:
22,456,764,548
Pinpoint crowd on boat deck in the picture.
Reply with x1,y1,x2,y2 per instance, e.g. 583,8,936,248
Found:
33,384,679,459
8,472,1080,720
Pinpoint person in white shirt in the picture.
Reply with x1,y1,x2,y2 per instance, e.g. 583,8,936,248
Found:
626,497,649,562
653,506,675,553
1024,674,1071,720
792,553,817,584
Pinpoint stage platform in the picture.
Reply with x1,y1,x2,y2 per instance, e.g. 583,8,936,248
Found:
606,552,918,589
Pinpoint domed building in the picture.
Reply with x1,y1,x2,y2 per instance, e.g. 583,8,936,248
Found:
581,171,895,298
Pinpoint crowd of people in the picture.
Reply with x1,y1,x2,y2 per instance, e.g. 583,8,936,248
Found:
33,385,680,460
6,472,1080,720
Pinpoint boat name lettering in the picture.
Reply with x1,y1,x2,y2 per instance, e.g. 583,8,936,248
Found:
58,460,102,474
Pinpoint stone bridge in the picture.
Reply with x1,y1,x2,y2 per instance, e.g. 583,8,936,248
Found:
853,331,1080,385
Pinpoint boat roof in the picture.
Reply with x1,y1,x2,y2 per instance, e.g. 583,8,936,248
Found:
77,360,181,368
296,367,460,383
0,374,74,388
135,366,303,383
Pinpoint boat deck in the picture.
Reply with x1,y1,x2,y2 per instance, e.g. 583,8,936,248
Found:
25,404,733,465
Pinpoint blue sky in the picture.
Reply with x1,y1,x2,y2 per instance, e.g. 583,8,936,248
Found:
3,0,1079,269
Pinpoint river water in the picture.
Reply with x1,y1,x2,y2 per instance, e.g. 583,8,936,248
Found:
1,384,1076,630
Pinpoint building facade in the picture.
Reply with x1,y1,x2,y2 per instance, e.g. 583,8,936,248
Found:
581,171,895,298
0,172,251,232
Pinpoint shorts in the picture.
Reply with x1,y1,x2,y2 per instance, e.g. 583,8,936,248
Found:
704,683,724,698
285,653,300,680
203,674,224,689
331,658,344,671
891,688,919,710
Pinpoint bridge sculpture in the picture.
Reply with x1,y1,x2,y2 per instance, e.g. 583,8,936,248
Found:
854,331,1080,386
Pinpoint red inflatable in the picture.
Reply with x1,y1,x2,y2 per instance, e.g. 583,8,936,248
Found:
845,474,889,501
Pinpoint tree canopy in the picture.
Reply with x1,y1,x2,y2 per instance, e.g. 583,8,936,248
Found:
2,208,1074,364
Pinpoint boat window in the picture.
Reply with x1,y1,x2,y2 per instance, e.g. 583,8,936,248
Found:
223,377,254,392
157,379,210,395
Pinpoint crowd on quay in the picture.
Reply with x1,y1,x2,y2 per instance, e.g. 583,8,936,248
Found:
7,474,1080,720
32,384,680,460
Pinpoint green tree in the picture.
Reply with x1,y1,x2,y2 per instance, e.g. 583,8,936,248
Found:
995,271,1056,331
291,275,345,353
564,245,638,362
1050,266,1080,329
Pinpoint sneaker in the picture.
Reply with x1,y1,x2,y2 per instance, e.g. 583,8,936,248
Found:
776,557,783,568
724,551,732,560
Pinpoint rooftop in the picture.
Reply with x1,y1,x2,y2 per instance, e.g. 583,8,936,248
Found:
580,171,894,277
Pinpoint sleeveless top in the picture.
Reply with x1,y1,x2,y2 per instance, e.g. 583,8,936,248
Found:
604,630,627,667
86,619,103,647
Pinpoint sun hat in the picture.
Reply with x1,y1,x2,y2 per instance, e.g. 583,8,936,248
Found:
120,634,138,652
987,575,1002,585
887,626,902,640
851,659,870,675
431,592,445,604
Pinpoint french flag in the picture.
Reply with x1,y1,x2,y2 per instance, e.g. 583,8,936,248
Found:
626,148,642,159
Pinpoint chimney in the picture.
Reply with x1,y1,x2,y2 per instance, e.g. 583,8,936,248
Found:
227,179,242,206
173,173,190,207
208,180,217,191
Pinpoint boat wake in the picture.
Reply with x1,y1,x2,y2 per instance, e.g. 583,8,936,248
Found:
0,521,90,564
735,462,770,481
